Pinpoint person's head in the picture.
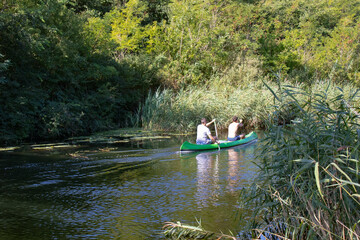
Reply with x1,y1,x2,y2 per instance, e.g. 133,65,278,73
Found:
201,118,207,125
232,116,238,123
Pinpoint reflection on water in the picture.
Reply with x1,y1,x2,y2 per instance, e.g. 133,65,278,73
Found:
228,148,242,194
0,136,259,239
196,152,220,208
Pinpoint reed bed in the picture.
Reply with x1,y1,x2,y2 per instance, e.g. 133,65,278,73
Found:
138,81,275,132
241,83,360,239
138,81,356,134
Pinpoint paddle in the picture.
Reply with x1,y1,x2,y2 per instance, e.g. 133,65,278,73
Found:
214,119,218,139
214,119,220,151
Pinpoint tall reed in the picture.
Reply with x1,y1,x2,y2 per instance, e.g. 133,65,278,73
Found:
138,81,356,135
242,82,360,239
138,81,277,132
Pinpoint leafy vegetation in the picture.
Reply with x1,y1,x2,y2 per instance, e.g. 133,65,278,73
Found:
1,0,359,145
0,0,160,144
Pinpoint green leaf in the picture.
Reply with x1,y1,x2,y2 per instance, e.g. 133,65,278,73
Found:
315,162,324,200
330,162,356,191
351,194,360,199
263,80,280,103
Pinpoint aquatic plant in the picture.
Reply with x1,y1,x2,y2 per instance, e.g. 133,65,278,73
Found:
242,82,360,239
138,81,356,134
138,82,272,132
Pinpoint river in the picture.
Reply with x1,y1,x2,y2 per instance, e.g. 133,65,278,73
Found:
0,131,260,239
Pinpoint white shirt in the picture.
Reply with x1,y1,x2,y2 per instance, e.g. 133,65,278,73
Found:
197,124,211,141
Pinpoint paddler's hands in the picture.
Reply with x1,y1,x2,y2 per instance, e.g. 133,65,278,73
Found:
207,119,215,126
239,119,244,127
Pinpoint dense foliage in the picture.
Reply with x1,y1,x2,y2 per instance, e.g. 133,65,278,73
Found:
241,84,360,239
1,0,359,144
0,0,160,143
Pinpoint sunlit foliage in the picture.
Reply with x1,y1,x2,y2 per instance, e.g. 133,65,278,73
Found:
1,0,360,143
0,0,159,144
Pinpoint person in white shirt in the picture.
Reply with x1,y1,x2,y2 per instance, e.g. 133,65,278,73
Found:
196,118,218,144
227,116,245,141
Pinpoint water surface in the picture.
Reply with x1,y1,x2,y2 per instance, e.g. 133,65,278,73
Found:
0,132,260,239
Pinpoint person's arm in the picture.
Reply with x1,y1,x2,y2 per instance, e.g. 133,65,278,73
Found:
205,127,217,143
206,119,215,127
208,134,217,143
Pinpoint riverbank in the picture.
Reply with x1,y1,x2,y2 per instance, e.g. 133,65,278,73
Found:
239,83,360,239
2,80,356,149
0,128,188,152
138,80,358,132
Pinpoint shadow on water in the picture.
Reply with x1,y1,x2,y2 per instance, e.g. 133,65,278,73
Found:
0,130,262,239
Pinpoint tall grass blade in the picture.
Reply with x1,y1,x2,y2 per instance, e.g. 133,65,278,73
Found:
314,162,324,200
263,80,280,103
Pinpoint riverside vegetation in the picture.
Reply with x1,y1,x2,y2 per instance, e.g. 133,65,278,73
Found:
241,84,360,239
1,0,359,144
160,84,360,239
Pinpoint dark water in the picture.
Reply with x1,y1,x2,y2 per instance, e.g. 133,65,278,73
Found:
0,133,260,239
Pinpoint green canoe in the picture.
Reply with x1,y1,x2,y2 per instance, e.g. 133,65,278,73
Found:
180,131,258,151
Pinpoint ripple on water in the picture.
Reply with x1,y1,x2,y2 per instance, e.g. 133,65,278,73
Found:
0,134,261,239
